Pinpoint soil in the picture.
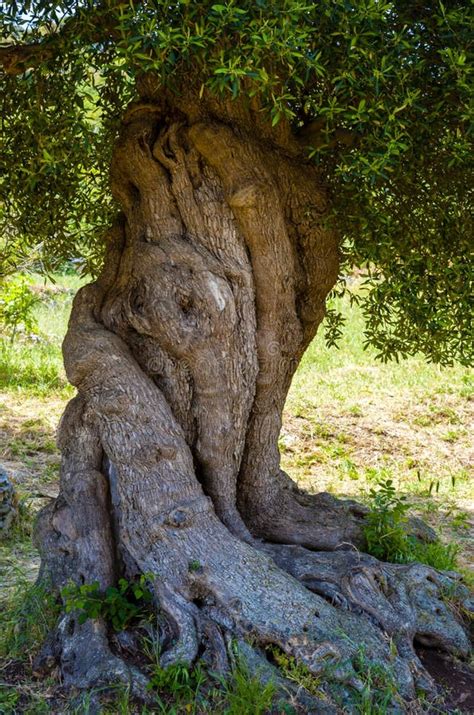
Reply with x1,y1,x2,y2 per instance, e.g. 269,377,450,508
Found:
417,647,474,713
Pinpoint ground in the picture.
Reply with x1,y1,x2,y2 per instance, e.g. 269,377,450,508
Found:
0,273,472,713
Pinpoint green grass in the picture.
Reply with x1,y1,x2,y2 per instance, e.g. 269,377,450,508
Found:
0,273,83,396
289,295,472,410
0,575,60,662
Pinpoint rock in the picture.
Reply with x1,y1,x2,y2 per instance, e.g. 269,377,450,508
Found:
0,467,17,535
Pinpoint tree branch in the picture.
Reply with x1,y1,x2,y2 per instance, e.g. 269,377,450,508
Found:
0,2,125,76
0,42,55,75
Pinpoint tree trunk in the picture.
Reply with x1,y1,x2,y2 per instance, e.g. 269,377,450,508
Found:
34,89,471,707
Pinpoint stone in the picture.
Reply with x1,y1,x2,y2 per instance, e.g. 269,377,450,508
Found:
0,467,16,534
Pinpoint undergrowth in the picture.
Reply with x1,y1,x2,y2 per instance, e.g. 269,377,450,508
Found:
364,479,459,570
0,575,60,662
350,646,402,715
269,646,324,698
61,574,154,631
0,273,80,395
0,575,278,714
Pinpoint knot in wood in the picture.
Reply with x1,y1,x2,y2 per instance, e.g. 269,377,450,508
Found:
229,184,259,208
166,508,189,527
157,495,213,530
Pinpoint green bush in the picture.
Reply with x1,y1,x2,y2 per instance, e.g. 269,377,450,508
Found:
61,574,153,631
0,276,39,342
364,479,412,562
364,479,458,570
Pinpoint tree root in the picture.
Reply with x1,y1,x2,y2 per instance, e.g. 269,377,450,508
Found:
246,480,368,550
33,615,152,701
243,474,437,551
266,545,472,657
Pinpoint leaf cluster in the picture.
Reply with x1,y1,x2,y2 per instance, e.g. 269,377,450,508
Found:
61,574,153,631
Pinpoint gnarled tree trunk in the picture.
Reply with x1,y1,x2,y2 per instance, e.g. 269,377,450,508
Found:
34,89,471,708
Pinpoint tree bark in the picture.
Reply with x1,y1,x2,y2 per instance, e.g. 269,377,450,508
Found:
34,90,471,707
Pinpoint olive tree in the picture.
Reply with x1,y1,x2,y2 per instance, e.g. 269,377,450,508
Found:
1,0,472,707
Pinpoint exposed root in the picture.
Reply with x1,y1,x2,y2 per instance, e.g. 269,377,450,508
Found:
155,583,200,667
266,545,472,657
243,473,436,551
246,479,368,550
34,615,151,701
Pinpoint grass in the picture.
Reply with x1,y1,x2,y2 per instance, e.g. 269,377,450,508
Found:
0,575,60,662
0,273,82,396
0,273,472,712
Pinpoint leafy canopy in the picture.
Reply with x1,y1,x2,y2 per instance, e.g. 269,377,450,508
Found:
1,0,472,364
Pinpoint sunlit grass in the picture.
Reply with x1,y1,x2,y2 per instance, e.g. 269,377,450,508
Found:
289,295,472,412
0,273,84,396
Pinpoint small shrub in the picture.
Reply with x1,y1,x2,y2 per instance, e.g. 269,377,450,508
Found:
363,479,411,562
364,479,459,569
61,574,153,631
0,276,39,342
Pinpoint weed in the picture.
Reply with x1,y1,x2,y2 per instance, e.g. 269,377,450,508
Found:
41,463,60,483
144,657,277,715
339,458,359,480
442,429,463,443
269,647,324,697
351,647,401,714
220,660,276,715
0,491,36,543
104,685,133,715
363,465,394,484
62,574,153,631
412,541,459,571
148,661,208,713
450,511,470,532
0,686,20,713
363,479,411,562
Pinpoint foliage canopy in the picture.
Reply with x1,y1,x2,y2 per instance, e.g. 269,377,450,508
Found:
1,0,472,364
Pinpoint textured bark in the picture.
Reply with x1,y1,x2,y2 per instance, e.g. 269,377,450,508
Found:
35,91,472,706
